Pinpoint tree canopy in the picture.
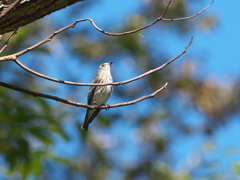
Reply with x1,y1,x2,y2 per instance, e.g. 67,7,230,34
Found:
1,0,239,180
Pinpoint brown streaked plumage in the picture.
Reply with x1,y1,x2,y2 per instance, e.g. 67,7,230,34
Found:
81,62,113,131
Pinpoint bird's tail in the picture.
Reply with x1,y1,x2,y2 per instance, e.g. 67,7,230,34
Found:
81,109,101,131
81,109,90,131
81,121,89,131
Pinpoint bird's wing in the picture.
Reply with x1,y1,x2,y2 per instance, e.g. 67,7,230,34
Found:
87,74,102,104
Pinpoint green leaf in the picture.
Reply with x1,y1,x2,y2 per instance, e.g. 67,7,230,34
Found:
28,129,53,146
233,163,240,176
98,115,111,127
47,153,71,165
31,151,42,175
52,126,69,141
76,122,88,138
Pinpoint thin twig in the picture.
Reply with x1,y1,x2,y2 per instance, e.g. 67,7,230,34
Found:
162,0,214,21
0,27,19,53
105,83,168,109
0,81,168,109
13,36,194,86
0,0,213,62
0,0,22,19
85,0,172,36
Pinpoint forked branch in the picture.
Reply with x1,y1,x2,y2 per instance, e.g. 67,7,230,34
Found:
162,0,214,21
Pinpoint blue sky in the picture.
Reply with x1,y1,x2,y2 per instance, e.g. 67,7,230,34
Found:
195,0,240,77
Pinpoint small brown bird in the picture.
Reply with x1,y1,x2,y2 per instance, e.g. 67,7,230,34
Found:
81,62,113,131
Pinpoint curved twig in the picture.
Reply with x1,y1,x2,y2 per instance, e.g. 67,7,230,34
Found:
13,36,193,86
162,0,214,21
0,27,19,53
0,81,168,109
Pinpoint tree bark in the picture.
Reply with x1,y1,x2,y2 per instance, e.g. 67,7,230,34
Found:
0,0,84,34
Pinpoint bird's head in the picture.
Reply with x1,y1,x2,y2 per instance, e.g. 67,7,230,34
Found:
98,61,113,73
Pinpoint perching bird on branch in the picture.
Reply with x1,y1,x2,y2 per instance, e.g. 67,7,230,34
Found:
81,61,113,131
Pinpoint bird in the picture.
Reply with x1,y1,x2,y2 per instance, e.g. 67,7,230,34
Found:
81,61,113,131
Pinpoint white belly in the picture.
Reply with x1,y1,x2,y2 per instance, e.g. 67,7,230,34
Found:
92,85,112,105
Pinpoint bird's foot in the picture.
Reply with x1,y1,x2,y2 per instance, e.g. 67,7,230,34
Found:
104,104,110,111
93,101,101,109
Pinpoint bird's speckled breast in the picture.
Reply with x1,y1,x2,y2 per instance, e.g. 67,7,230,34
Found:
92,85,113,105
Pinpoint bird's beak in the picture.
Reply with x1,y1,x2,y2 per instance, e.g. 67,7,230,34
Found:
108,61,113,65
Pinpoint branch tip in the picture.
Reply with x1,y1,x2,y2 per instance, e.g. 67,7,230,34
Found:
164,82,168,88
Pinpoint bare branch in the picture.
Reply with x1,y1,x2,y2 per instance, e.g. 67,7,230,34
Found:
12,36,194,86
0,0,170,60
11,0,164,56
162,0,214,21
0,0,21,19
0,27,19,54
0,81,168,109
